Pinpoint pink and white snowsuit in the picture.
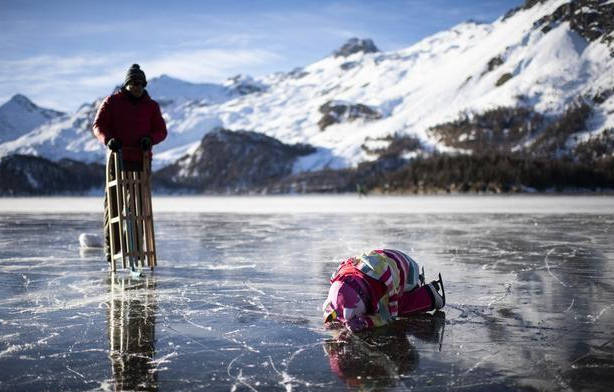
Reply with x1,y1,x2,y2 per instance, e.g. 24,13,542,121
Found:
323,249,444,331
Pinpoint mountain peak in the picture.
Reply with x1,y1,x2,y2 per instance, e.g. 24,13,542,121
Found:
2,94,64,118
9,94,33,104
1,94,63,117
0,94,65,144
3,94,38,111
522,0,548,10
333,38,379,58
146,74,230,104
224,74,266,95
149,74,182,84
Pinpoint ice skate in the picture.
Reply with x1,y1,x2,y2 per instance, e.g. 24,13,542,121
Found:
427,273,446,309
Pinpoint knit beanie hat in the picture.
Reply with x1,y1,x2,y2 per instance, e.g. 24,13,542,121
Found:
124,64,147,87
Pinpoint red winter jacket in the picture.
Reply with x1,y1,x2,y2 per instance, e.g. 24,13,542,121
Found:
93,89,167,163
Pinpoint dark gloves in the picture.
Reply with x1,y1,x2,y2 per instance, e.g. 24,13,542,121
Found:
106,137,152,152
106,138,122,152
140,136,152,151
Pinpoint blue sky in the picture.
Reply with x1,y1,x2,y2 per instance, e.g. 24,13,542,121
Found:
1,0,521,111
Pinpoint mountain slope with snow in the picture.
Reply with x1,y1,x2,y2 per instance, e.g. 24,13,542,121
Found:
0,74,270,166
1,0,613,174
158,0,614,169
0,94,65,144
0,98,103,162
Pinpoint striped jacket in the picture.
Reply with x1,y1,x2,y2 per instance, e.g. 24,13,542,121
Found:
329,249,421,328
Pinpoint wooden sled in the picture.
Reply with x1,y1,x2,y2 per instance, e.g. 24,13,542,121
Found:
105,151,157,273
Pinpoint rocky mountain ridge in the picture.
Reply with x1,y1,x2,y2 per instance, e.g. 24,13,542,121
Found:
0,155,104,195
333,38,379,57
156,127,315,193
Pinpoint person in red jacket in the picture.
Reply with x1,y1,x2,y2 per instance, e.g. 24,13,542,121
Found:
93,64,167,170
92,64,167,262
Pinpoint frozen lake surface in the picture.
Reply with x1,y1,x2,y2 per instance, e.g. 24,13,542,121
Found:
0,196,613,391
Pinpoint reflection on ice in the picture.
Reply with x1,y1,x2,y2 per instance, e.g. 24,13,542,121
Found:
324,312,445,390
107,275,157,391
0,202,613,391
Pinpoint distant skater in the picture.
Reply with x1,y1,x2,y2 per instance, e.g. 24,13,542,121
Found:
323,249,445,332
355,183,368,198
92,64,167,263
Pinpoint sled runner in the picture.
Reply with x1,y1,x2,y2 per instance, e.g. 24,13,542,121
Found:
105,151,157,273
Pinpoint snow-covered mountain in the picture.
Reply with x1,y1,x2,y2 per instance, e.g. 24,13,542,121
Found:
0,74,268,166
146,73,266,105
0,98,104,162
0,94,65,144
1,0,613,174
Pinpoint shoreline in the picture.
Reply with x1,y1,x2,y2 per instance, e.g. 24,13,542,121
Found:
1,194,613,214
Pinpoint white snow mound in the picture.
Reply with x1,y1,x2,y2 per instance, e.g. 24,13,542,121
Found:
79,233,103,249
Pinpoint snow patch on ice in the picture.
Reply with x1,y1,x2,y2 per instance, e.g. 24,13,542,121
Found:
79,233,103,248
0,343,36,358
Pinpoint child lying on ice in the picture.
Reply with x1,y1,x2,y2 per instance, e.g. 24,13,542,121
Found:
323,249,445,332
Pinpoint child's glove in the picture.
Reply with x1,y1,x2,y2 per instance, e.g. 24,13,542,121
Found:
346,316,368,333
